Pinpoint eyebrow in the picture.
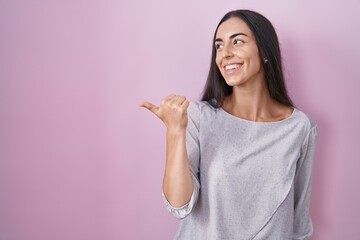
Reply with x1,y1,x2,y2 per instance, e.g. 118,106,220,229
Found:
215,33,248,42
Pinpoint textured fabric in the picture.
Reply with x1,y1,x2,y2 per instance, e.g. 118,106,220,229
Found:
162,101,318,240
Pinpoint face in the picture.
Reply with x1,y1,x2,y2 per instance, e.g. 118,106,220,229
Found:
215,17,265,87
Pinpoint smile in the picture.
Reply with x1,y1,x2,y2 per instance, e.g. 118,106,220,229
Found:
223,63,243,75
224,64,241,70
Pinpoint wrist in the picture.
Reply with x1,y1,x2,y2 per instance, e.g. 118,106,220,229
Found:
166,127,186,137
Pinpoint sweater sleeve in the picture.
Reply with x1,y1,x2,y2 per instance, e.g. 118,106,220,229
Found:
293,124,319,240
162,102,201,219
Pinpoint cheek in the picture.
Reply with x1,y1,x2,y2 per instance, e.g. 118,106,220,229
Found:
251,49,261,65
253,56,262,68
246,52,261,67
215,58,222,70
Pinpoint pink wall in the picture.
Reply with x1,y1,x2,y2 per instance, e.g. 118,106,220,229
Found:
1,0,359,239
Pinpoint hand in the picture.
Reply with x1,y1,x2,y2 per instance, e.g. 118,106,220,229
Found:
140,94,190,131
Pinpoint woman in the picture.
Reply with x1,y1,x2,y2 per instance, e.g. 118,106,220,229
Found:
141,9,318,240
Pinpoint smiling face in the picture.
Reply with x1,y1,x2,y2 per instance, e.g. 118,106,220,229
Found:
215,17,265,87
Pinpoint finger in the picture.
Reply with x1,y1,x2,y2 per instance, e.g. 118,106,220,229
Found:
139,101,159,114
160,94,176,107
169,95,180,105
162,94,179,107
176,96,186,105
164,94,177,101
181,99,190,110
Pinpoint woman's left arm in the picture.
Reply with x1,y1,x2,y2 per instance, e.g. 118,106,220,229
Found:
293,124,319,240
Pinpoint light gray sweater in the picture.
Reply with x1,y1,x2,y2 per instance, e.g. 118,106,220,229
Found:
162,101,318,240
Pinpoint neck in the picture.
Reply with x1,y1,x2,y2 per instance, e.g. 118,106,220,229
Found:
223,77,277,122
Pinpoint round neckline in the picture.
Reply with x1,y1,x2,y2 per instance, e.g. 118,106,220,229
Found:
219,106,297,124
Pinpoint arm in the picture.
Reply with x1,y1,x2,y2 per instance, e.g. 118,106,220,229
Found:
162,102,201,219
162,128,194,207
140,95,200,219
293,124,319,240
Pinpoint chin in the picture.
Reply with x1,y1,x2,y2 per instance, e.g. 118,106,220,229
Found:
224,78,244,87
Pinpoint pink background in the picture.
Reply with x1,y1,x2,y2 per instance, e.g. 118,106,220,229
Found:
1,0,359,239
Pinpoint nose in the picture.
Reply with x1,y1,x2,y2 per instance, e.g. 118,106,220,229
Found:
221,43,234,59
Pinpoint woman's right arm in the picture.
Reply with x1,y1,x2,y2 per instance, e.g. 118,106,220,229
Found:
140,94,194,208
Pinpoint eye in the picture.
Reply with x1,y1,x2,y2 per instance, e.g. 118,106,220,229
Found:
234,39,244,45
215,43,223,50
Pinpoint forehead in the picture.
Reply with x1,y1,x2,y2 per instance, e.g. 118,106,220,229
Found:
216,17,253,38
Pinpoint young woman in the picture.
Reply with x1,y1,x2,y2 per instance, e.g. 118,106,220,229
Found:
141,9,318,240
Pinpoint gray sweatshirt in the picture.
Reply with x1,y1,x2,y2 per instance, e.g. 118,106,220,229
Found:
162,101,318,240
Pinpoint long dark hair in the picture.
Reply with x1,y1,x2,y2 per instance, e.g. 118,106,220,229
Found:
201,9,295,108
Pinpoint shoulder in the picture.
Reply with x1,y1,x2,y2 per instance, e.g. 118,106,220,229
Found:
189,100,216,109
188,100,217,116
294,108,318,130
293,108,319,144
187,100,218,128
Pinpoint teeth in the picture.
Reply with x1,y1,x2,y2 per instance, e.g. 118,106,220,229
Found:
225,64,240,70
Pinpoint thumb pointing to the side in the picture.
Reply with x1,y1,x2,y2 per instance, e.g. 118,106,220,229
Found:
140,101,160,116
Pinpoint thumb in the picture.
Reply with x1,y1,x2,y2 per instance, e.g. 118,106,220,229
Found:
139,101,160,115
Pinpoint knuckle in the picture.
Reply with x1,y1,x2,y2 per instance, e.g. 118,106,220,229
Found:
160,99,166,106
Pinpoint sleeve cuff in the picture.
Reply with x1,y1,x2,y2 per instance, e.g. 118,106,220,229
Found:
162,180,200,219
